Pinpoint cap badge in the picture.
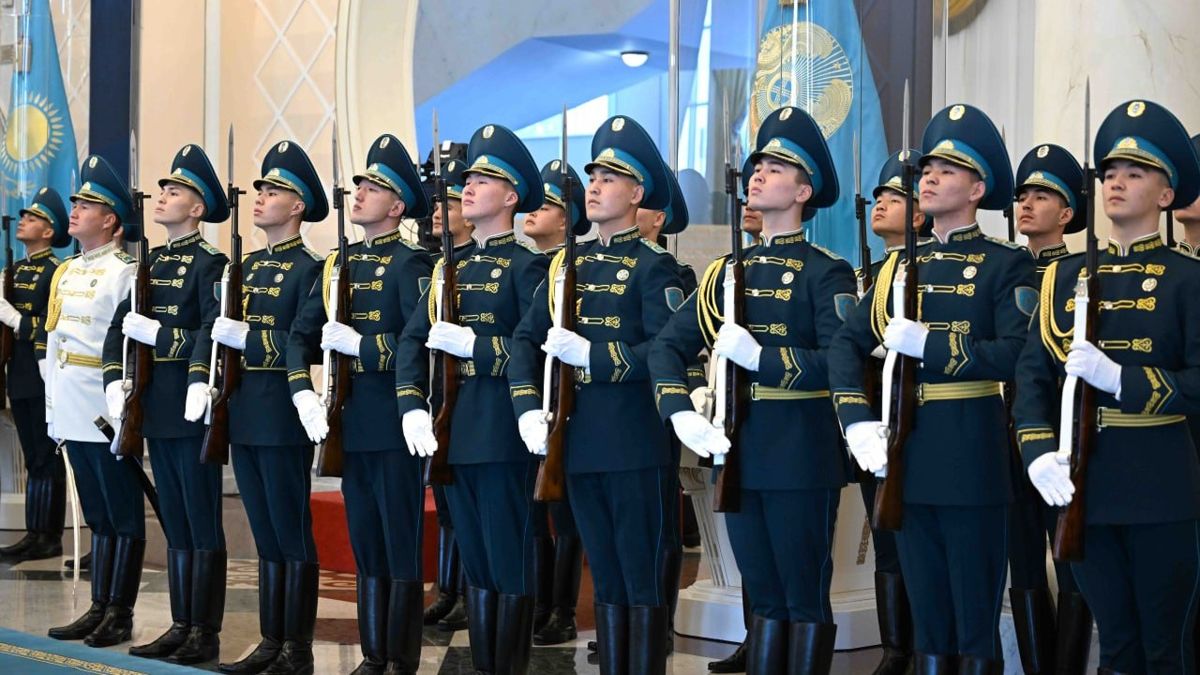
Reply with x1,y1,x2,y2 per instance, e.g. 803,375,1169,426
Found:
88,157,98,168
1127,101,1145,118
1037,145,1049,158
949,104,965,121
278,141,289,152
779,107,793,121
379,136,390,148
612,118,625,132
550,160,560,171
483,125,495,139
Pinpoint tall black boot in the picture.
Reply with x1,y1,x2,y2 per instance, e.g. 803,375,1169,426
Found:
661,546,683,654
788,622,837,675
533,534,582,645
495,594,534,675
219,559,286,674
629,605,668,675
958,655,1003,675
423,526,459,625
595,603,629,675
914,653,957,675
872,572,913,675
466,587,498,673
169,549,227,664
1054,591,1093,675
263,561,319,675
129,548,192,658
349,576,388,675
0,478,38,559
708,586,750,673
746,615,787,675
531,536,554,634
86,536,144,647
1010,587,1056,674
49,534,114,640
384,580,424,675
24,474,65,560
438,566,469,631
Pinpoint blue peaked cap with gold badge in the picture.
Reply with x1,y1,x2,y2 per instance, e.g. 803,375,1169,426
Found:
874,149,922,200
465,124,544,213
660,167,689,235
539,160,589,235
919,103,1014,211
1015,144,1085,234
158,144,230,223
253,140,329,222
585,115,671,211
749,106,839,211
22,186,70,248
353,133,429,220
1094,100,1200,211
72,155,133,224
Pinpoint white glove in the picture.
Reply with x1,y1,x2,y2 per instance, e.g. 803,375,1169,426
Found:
882,317,928,359
669,410,731,459
291,390,328,443
402,409,439,457
122,313,162,346
845,420,889,474
105,380,127,421
1065,340,1122,397
713,323,762,371
212,317,250,350
426,321,477,359
0,298,20,329
1027,452,1074,507
37,358,47,383
108,419,122,457
542,327,591,369
321,321,362,357
183,382,210,423
518,410,549,456
689,386,713,415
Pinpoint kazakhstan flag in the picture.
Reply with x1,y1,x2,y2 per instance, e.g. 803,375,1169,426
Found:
750,0,888,267
0,0,78,259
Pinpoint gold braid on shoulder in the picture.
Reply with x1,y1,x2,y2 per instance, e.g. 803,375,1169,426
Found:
697,256,728,349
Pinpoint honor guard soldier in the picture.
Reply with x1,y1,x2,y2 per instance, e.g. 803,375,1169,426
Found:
1015,100,1200,675
1007,143,1092,674
1172,135,1200,257
193,140,326,675
423,156,474,633
0,188,69,563
650,106,855,674
511,115,685,675
45,156,145,647
288,134,434,675
104,145,229,665
396,123,548,674
523,159,588,646
829,104,1036,673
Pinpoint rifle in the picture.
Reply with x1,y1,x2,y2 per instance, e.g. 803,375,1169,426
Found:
425,111,458,486
200,126,244,465
1054,80,1098,562
117,132,152,460
317,125,351,478
0,214,13,410
873,81,917,532
535,106,575,502
1003,126,1016,241
1166,210,1176,250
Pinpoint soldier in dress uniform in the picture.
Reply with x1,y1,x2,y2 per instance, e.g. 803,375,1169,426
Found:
396,123,548,674
0,187,69,563
45,155,145,647
1171,136,1200,257
829,104,1036,673
104,144,230,665
523,160,576,252
287,134,433,675
1016,99,1200,675
651,106,855,674
1006,143,1093,675
192,140,326,675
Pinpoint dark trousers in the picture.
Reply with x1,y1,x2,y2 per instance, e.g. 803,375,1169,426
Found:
12,397,63,482
64,441,145,539
1008,476,1079,593
432,483,453,529
531,493,579,539
858,476,901,574
1071,519,1200,675
896,503,1008,659
232,443,316,563
569,466,671,606
727,487,839,623
342,448,424,581
148,437,224,551
446,461,535,595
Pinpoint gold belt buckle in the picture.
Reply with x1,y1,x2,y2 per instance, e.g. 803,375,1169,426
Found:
56,350,68,368
915,383,926,405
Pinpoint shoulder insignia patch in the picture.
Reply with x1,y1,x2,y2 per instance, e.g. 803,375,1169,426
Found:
418,276,431,295
641,239,668,255
213,281,223,303
114,251,135,264
665,286,685,312
834,292,858,322
810,243,845,261
199,240,223,256
1015,285,1038,317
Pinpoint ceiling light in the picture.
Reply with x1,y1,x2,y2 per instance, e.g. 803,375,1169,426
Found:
621,50,649,68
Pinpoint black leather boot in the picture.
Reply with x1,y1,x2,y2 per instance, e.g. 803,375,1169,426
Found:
85,536,144,647
219,559,286,673
169,549,227,664
872,572,913,675
49,534,114,640
349,576,388,675
629,605,668,675
0,487,35,558
466,587,498,673
533,534,582,645
384,580,424,675
788,622,837,675
661,546,683,654
437,566,469,631
914,653,958,675
708,586,750,673
1010,587,1056,674
495,593,534,675
531,536,554,634
958,655,1003,675
263,561,319,675
23,475,65,560
746,615,787,675
595,603,629,675
129,548,192,657
423,526,460,625
1054,591,1094,675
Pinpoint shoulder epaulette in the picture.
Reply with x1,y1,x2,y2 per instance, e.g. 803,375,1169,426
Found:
640,239,669,255
304,247,325,262
810,243,845,261
1169,248,1200,264
517,240,543,255
114,250,135,264
199,240,223,256
48,254,62,265
398,238,424,252
984,235,1026,251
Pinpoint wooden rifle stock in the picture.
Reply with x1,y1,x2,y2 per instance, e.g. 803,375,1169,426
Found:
200,183,244,465
317,184,351,478
117,228,152,460
0,216,14,410
426,175,457,485
713,161,748,513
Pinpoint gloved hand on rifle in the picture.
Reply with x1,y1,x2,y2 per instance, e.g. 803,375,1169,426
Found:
714,323,761,371
1027,452,1074,507
882,317,928,359
122,312,162,346
212,317,250,350
542,327,590,370
321,321,362,357
291,390,328,443
401,409,438,457
105,380,127,420
845,420,888,475
669,410,730,459
1066,340,1122,398
183,382,210,423
426,321,476,359
517,410,548,456
0,297,21,329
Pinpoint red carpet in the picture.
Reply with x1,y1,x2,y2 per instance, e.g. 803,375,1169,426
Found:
310,489,439,581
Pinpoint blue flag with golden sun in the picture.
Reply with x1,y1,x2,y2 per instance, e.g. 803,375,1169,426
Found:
749,0,887,267
0,0,77,260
